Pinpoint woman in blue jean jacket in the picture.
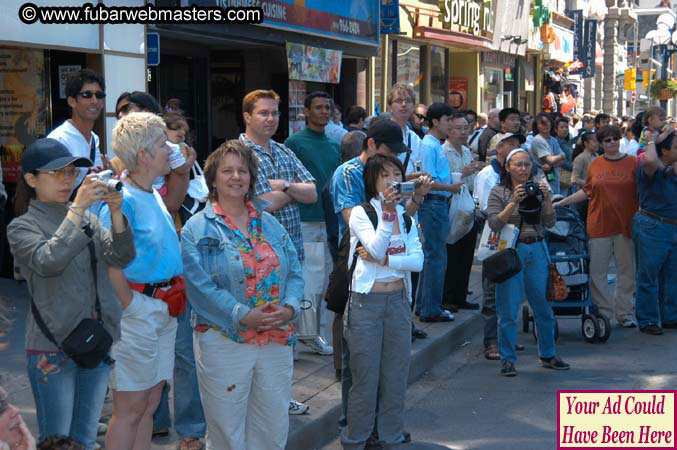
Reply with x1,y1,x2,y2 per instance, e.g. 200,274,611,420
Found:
632,132,677,334
486,149,570,377
181,140,302,450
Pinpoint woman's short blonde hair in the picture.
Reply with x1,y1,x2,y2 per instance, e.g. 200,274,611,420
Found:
112,112,166,172
203,140,258,202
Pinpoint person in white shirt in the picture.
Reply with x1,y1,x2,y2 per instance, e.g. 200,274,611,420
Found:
341,153,423,450
47,69,107,188
472,132,525,361
325,99,349,144
442,112,484,312
387,83,423,175
620,126,639,156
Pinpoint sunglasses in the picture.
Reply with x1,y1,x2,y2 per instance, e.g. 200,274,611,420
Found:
40,167,80,179
602,137,621,144
414,113,426,120
77,90,106,100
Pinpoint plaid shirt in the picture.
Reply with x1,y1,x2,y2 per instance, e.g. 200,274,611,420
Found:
239,133,315,261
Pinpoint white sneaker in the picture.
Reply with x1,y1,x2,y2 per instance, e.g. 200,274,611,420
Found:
97,422,108,435
441,310,455,321
299,336,333,355
289,399,310,415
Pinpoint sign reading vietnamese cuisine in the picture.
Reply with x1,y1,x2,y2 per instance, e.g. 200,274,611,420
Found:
439,0,495,39
286,42,342,84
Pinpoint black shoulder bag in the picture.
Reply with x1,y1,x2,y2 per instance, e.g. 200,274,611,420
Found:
30,234,113,368
482,218,523,283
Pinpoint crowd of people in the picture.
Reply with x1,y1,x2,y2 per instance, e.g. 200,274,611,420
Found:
0,68,675,450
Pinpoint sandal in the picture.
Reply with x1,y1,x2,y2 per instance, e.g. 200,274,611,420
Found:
484,344,500,360
178,438,203,450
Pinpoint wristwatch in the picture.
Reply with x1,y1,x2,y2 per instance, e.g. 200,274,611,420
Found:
283,180,290,192
382,210,397,222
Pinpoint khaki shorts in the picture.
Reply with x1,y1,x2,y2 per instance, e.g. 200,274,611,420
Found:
110,291,177,391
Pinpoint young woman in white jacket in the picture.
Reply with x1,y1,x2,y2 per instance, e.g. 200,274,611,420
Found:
340,153,424,450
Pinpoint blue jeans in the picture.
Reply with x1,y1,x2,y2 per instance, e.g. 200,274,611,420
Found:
153,304,206,438
496,242,556,364
415,198,450,318
632,213,677,328
27,353,110,450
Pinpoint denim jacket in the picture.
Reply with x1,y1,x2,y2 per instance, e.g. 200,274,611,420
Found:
181,199,303,338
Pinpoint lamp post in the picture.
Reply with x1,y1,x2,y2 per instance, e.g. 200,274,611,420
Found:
646,13,677,110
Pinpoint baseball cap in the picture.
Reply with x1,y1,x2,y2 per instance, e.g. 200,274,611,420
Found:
21,138,92,173
488,132,526,154
366,120,409,154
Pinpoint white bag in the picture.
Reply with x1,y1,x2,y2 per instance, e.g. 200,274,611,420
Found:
296,242,327,338
446,184,476,244
186,162,209,202
476,222,520,261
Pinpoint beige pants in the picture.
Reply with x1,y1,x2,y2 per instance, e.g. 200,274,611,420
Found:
589,234,635,322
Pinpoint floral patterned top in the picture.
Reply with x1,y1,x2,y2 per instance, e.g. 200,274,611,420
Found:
195,201,294,346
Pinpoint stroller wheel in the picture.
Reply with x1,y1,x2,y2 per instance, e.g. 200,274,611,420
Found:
595,314,611,342
582,314,598,343
522,305,530,333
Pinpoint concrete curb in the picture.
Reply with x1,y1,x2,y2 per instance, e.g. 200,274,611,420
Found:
286,311,484,450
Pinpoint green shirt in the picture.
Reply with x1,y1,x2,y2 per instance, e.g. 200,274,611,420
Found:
285,128,340,222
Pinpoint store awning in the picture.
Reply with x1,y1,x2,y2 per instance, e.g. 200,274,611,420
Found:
413,26,495,51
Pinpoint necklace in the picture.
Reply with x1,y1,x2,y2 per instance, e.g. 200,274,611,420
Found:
127,174,152,193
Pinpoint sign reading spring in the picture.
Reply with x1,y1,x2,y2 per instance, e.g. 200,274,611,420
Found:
440,0,494,38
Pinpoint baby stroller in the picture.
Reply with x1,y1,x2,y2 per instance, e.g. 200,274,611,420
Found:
522,206,611,343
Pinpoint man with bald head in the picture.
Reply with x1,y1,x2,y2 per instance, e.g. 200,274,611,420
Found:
477,108,501,162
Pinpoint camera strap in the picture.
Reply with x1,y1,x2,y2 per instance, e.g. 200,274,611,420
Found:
29,238,102,349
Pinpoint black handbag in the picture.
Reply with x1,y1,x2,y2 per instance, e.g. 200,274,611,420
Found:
30,239,113,369
482,219,523,283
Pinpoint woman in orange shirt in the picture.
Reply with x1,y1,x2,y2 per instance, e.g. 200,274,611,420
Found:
555,126,638,329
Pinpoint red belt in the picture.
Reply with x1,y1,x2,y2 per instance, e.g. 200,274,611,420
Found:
129,276,186,317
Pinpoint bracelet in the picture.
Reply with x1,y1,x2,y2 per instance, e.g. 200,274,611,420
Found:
68,206,84,218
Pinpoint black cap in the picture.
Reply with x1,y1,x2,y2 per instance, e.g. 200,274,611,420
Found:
21,138,92,173
366,119,409,154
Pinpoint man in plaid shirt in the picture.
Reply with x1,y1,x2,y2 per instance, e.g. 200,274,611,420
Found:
239,89,317,261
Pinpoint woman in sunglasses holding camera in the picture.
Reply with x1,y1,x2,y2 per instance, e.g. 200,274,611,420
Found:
555,126,638,329
7,139,134,449
486,149,569,377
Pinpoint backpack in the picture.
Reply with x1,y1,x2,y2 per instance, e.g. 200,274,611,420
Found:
325,201,412,314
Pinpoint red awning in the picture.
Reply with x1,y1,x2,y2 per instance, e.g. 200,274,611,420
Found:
413,26,495,51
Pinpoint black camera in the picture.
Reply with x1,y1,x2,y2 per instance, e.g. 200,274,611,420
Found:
519,180,543,225
523,180,541,198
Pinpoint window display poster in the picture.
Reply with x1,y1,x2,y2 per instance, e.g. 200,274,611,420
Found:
0,47,47,183
288,79,307,136
448,78,468,110
286,42,342,84
59,65,81,99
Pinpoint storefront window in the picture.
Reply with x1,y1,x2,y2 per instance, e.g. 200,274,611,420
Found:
395,41,421,102
483,67,503,112
430,46,447,104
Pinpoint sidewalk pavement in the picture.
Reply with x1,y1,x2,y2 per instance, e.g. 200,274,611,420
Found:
0,262,486,450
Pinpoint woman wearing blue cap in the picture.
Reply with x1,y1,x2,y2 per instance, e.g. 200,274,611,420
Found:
7,138,134,450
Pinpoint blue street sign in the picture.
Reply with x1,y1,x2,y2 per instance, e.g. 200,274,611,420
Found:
147,32,160,67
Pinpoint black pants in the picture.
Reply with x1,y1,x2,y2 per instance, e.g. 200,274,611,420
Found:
443,224,478,306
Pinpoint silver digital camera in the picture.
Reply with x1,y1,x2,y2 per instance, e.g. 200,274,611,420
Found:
389,180,416,195
95,170,123,192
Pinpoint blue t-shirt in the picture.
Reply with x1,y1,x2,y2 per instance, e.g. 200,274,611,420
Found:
330,156,365,238
637,163,677,220
421,134,451,198
100,184,183,283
